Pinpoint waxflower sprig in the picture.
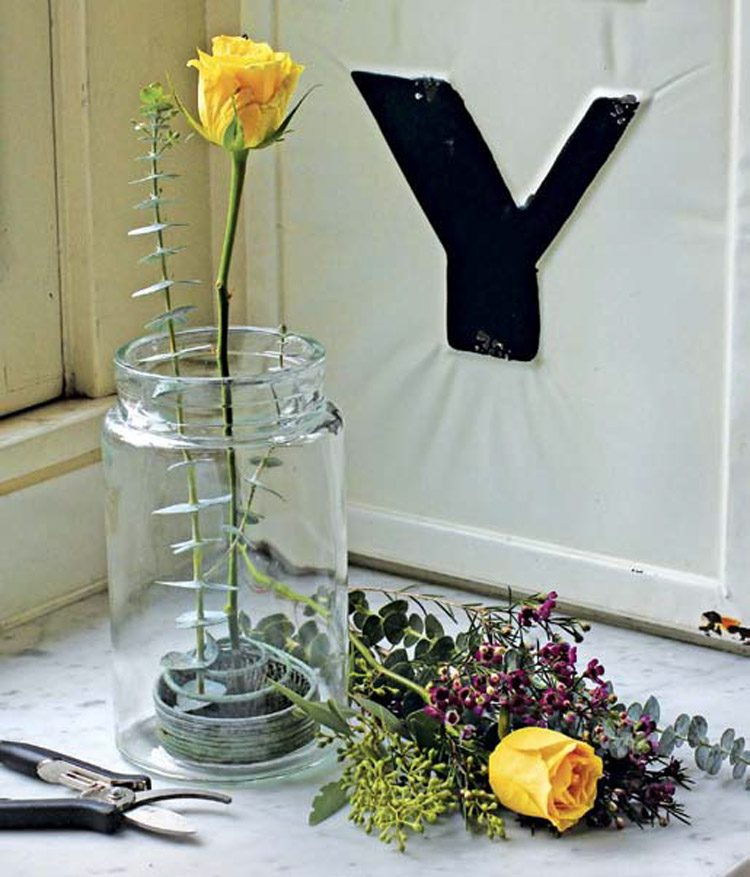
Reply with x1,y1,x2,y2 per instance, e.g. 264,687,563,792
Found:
280,586,749,850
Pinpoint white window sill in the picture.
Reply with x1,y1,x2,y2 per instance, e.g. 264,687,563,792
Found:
0,396,114,495
0,397,114,628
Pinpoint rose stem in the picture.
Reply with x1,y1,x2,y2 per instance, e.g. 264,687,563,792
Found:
215,149,248,651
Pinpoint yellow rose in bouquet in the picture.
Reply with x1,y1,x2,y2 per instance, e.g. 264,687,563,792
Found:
187,34,304,149
489,727,603,832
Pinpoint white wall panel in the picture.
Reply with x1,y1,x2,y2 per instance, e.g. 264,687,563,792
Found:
245,0,750,634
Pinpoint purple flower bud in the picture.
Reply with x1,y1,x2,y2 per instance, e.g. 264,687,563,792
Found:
519,607,537,627
475,644,494,664
444,708,460,725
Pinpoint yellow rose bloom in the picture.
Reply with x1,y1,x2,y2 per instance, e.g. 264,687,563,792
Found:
187,34,304,148
488,727,603,832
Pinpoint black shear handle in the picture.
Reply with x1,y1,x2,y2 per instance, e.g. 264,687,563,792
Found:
0,798,123,833
0,741,150,789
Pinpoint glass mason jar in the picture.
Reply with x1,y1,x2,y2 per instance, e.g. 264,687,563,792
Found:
102,327,347,782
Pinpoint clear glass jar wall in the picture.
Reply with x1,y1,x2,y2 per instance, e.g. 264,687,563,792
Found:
102,327,347,781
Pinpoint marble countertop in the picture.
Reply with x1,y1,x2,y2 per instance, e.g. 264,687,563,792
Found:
1,567,750,877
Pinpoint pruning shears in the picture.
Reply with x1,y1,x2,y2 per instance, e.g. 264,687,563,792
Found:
0,740,231,836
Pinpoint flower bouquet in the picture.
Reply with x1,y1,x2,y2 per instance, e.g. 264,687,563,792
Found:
102,34,348,781
284,587,749,849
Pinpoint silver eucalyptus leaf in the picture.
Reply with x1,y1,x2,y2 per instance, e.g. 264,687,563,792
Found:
695,744,711,771
674,713,691,738
643,695,660,724
721,728,736,753
657,727,676,757
688,716,709,747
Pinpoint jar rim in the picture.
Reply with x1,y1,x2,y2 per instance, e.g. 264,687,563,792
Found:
114,326,326,388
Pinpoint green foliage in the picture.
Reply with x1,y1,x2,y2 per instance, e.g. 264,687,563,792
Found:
347,590,461,693
242,608,332,672
309,781,349,826
222,98,247,153
130,81,198,329
659,712,750,783
335,714,457,851
460,787,506,841
254,86,318,149
273,680,353,736
300,583,750,850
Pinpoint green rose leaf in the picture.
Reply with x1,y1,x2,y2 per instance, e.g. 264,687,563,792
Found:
272,681,352,736
309,780,349,826
407,709,441,750
353,695,404,733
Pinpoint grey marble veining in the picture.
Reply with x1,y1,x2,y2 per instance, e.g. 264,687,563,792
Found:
0,567,749,876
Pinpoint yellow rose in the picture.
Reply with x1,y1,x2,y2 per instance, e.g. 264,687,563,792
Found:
186,34,304,148
488,727,603,832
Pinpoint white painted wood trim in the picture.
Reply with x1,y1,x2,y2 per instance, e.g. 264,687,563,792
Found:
0,396,112,492
721,0,750,621
0,577,106,633
0,0,63,416
349,503,721,633
51,0,216,398
0,463,107,625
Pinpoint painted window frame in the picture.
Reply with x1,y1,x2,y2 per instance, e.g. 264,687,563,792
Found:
0,0,244,625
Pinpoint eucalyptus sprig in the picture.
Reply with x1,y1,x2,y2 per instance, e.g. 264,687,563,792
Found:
129,83,218,681
658,712,750,782
129,83,200,338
